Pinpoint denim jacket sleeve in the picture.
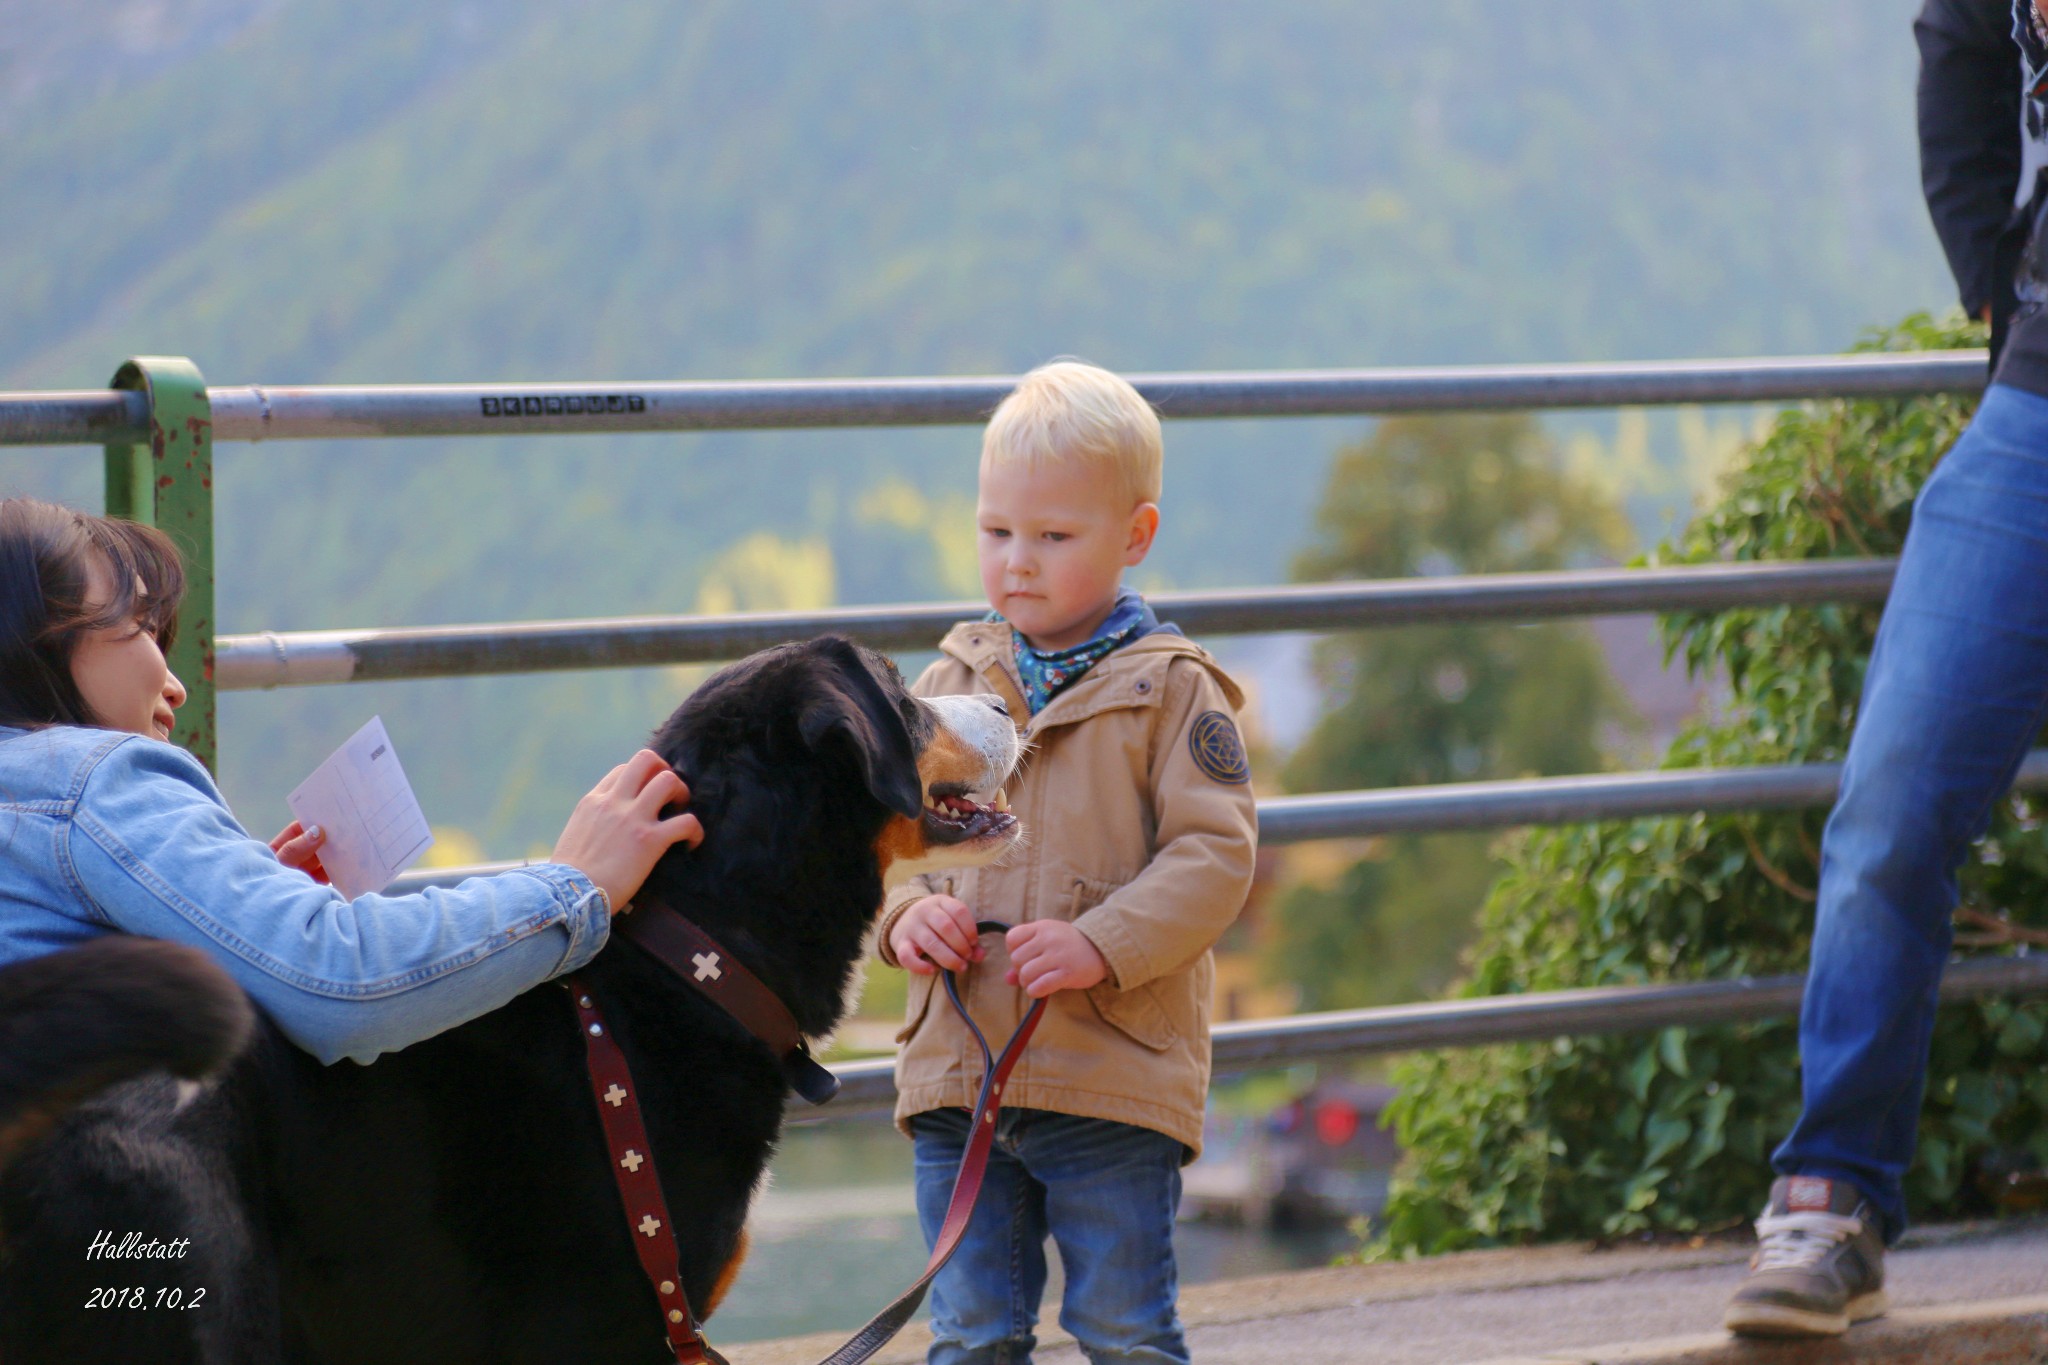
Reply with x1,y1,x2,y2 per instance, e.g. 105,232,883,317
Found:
62,736,610,1065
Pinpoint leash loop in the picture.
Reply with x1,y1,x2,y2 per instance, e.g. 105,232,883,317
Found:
815,920,1045,1365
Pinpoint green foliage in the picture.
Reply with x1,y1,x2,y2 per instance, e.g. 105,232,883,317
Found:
1269,415,1634,1009
1374,314,2048,1254
1268,837,1506,1011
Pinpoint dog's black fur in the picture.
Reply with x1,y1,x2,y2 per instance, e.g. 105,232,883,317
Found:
0,937,253,1172
0,637,981,1364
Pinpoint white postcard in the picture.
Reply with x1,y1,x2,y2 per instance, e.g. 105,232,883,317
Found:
286,716,435,899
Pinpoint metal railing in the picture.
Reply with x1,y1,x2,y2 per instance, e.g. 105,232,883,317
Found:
9,346,2031,1109
212,558,1898,689
0,351,1988,447
0,352,1983,761
810,954,2048,1118
388,749,2048,875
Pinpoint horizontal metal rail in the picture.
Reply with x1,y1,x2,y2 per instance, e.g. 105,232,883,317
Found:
215,558,1896,690
805,953,2048,1117
1257,750,2048,840
0,352,1986,446
384,752,2048,883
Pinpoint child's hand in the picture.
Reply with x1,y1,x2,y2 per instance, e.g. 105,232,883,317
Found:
891,895,986,975
1004,921,1109,998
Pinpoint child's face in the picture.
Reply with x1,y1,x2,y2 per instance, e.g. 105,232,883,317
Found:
976,457,1159,652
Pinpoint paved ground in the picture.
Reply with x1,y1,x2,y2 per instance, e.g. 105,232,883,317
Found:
727,1216,2048,1365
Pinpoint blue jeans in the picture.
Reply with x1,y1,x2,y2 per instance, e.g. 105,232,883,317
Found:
1773,382,2048,1239
910,1107,1189,1365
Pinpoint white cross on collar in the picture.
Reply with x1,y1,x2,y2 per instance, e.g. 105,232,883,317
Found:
692,951,723,982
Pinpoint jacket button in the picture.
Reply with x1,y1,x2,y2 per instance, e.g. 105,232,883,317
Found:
1135,680,1151,694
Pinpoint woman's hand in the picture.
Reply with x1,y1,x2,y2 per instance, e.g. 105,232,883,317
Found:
550,750,705,915
269,820,330,884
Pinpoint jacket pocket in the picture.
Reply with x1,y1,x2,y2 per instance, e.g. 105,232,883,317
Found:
1065,874,1179,1052
895,970,937,1044
1087,979,1178,1052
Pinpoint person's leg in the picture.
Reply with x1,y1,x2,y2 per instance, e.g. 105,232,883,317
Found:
1011,1112,1188,1365
1772,383,2048,1236
913,1109,1049,1365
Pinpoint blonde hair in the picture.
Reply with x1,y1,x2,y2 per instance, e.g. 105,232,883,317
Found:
982,361,1163,510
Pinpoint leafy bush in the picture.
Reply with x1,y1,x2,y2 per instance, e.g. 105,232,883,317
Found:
1375,314,2048,1255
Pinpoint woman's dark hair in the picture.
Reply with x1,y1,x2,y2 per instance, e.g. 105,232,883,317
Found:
0,498,185,728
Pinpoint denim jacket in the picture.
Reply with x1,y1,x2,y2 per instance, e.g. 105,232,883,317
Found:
0,725,609,1065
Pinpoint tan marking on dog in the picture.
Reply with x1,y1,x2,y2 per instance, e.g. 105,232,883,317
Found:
873,813,933,884
0,1098,71,1171
917,726,988,793
873,727,990,887
877,696,1023,890
705,1227,749,1317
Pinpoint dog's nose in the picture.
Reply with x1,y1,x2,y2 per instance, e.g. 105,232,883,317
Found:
984,695,1009,717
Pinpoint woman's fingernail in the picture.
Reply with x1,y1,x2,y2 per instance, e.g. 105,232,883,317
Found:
305,824,323,842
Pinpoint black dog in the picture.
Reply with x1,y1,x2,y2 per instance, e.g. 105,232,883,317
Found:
0,636,1020,1364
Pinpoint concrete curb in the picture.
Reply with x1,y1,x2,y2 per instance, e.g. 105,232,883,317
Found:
1468,1294,2048,1364
720,1240,1762,1365
720,1219,2048,1365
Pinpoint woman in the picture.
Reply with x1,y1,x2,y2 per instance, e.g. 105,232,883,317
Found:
0,497,702,1065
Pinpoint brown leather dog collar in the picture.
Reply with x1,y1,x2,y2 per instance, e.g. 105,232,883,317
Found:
615,897,841,1104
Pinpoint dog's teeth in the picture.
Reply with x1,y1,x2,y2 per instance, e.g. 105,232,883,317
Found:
994,790,1010,812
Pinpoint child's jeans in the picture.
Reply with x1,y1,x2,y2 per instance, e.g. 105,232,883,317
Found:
910,1107,1189,1365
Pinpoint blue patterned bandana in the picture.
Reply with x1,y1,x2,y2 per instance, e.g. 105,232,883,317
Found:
999,587,1158,715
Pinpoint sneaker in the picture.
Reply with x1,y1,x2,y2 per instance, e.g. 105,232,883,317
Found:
1723,1175,1888,1337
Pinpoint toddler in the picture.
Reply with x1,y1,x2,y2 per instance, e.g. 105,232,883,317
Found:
877,360,1258,1365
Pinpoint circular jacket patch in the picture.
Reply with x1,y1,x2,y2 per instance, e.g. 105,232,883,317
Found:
1188,711,1250,784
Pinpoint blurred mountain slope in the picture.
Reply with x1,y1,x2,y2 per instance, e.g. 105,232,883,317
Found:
0,0,1957,847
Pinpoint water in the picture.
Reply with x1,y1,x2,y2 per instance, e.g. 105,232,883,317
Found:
713,1122,1356,1344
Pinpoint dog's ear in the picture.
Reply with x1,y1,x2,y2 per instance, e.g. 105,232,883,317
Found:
796,638,923,820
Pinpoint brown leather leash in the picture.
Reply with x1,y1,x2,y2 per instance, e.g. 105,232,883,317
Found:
570,977,726,1365
816,922,1045,1365
576,905,1043,1365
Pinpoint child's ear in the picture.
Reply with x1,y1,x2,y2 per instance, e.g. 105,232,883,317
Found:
1124,502,1160,564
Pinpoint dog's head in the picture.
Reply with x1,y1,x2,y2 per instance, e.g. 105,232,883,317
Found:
649,635,1021,890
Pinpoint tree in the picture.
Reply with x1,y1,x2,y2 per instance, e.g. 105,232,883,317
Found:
1269,414,1633,1009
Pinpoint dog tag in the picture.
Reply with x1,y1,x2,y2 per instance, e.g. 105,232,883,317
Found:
785,1049,842,1106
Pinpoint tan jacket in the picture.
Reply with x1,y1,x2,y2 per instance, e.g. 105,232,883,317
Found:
876,619,1259,1157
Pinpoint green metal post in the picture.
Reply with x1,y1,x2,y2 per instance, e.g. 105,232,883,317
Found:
104,357,216,773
